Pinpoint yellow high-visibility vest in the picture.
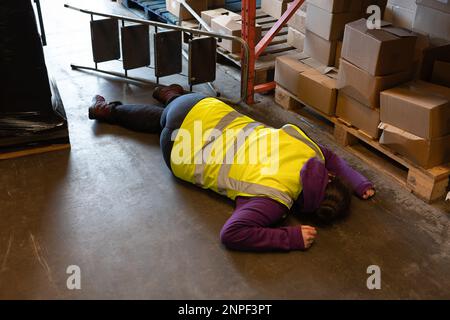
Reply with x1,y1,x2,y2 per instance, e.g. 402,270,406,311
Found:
170,98,325,208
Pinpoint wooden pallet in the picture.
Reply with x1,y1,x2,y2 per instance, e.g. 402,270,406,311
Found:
275,84,450,203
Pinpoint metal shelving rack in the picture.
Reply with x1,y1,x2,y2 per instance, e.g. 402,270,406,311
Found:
120,0,306,105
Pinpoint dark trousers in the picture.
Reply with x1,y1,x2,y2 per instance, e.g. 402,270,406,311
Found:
110,93,207,168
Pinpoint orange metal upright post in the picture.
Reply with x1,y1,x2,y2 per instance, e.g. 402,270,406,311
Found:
241,0,257,104
243,0,305,102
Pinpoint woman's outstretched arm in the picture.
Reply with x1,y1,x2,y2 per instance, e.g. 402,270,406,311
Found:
220,197,315,252
319,146,374,199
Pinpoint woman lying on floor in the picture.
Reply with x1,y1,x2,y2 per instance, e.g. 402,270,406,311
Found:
88,84,375,252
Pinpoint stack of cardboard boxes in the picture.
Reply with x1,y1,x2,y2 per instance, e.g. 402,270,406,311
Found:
416,0,449,82
262,0,294,19
286,2,307,51
273,0,449,169
303,0,362,66
283,0,392,66
431,58,450,88
274,0,360,116
379,81,450,168
273,0,391,116
336,19,417,138
413,0,450,45
303,0,390,66
376,0,450,168
384,0,417,30
274,54,339,116
422,44,450,88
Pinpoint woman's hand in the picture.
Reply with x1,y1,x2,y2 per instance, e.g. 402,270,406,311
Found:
362,188,376,200
301,225,317,249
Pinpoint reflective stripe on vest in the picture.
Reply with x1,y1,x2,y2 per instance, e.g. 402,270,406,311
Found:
217,121,262,195
193,110,241,186
281,125,325,163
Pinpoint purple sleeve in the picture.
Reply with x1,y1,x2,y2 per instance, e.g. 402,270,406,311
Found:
220,197,305,252
320,145,373,197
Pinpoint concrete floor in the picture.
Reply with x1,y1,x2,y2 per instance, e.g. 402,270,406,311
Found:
0,0,449,299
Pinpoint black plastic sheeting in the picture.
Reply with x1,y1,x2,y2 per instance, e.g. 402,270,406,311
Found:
0,0,68,148
0,112,64,136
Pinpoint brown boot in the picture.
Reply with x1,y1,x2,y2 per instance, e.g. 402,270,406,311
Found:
152,84,184,105
88,95,117,122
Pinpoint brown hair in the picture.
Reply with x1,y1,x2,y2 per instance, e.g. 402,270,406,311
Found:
315,176,352,224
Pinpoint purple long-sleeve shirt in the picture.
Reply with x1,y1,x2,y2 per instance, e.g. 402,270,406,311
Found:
220,146,373,252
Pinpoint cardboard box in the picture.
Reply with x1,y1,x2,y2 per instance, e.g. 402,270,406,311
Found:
413,33,431,63
304,29,338,66
388,0,417,10
410,33,430,80
380,80,450,139
211,15,261,53
274,55,338,115
306,4,358,41
416,0,450,14
262,0,292,19
379,123,450,168
287,27,305,50
336,93,381,138
384,3,416,30
275,54,311,94
413,4,450,43
337,58,412,108
298,68,338,115
307,0,361,13
335,41,342,68
420,44,450,81
342,19,417,76
201,8,239,26
287,3,307,33
432,61,450,88
166,0,208,20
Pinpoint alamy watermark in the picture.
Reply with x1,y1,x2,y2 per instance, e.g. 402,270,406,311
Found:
366,5,382,30
66,265,81,290
366,265,381,290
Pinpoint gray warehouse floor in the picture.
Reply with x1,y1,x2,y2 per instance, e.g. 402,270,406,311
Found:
0,0,449,299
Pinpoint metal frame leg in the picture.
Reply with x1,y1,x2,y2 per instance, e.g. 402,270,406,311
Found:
33,0,47,46
65,3,250,105
241,0,257,104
